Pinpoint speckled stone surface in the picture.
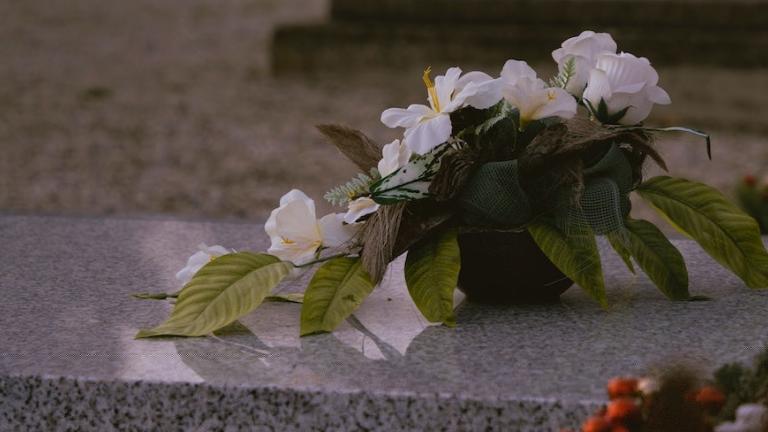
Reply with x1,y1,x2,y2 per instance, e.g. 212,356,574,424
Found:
1,214,767,431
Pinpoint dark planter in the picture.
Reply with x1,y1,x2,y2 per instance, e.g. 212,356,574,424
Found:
457,230,574,304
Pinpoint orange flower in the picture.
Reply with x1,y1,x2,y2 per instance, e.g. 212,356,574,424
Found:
607,377,639,400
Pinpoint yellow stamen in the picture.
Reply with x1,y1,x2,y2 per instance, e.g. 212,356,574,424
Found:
422,67,441,112
547,89,556,101
281,237,295,245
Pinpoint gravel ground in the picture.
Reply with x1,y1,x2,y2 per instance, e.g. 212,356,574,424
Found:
1,0,767,227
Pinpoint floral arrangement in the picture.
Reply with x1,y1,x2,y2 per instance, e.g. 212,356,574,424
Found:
737,174,768,234
135,31,768,339
565,347,768,432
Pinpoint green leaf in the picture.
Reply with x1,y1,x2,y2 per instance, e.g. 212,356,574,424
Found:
474,102,519,156
265,293,304,303
623,219,690,300
549,56,576,89
584,98,630,125
300,257,375,336
528,221,606,306
369,143,451,204
323,168,380,207
637,176,768,288
404,228,460,326
607,231,636,274
136,253,292,338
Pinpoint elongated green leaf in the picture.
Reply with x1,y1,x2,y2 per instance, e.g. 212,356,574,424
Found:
623,219,689,300
607,231,635,274
136,253,292,338
637,176,768,288
404,229,460,326
300,257,375,336
265,293,304,303
528,221,606,306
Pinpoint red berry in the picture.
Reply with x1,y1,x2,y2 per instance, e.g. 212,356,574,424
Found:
744,175,757,187
607,377,639,399
582,416,611,432
605,398,641,425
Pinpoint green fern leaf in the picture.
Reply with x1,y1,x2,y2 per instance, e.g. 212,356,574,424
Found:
324,168,381,206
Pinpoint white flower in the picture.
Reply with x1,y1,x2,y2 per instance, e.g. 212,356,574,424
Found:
381,67,501,155
552,30,617,96
715,404,768,432
499,60,578,128
344,197,380,224
377,139,412,177
176,243,232,285
583,52,671,125
265,189,358,265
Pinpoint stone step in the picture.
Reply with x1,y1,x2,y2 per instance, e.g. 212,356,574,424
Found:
3,214,768,430
330,0,768,29
272,22,768,73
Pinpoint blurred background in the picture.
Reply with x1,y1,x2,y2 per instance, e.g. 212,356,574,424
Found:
1,0,767,225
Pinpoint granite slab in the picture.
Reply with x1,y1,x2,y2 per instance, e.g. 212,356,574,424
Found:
1,214,767,431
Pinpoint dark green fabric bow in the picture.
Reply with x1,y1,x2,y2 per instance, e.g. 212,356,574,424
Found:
458,143,635,234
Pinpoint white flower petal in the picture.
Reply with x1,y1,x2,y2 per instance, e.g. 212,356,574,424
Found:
501,59,538,83
556,31,617,61
175,250,210,284
647,85,671,105
618,95,653,125
343,197,381,224
453,77,503,110
455,70,495,91
265,189,323,265
175,245,233,285
434,67,462,111
203,244,231,257
403,114,452,155
381,105,431,128
585,51,668,124
552,32,617,97
377,139,412,177
279,189,314,212
319,213,360,247
273,199,320,242
268,242,319,266
531,87,578,121
583,68,613,109
613,81,647,95
597,52,650,89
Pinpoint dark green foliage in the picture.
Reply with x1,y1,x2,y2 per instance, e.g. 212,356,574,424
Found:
584,98,631,125
714,347,768,422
